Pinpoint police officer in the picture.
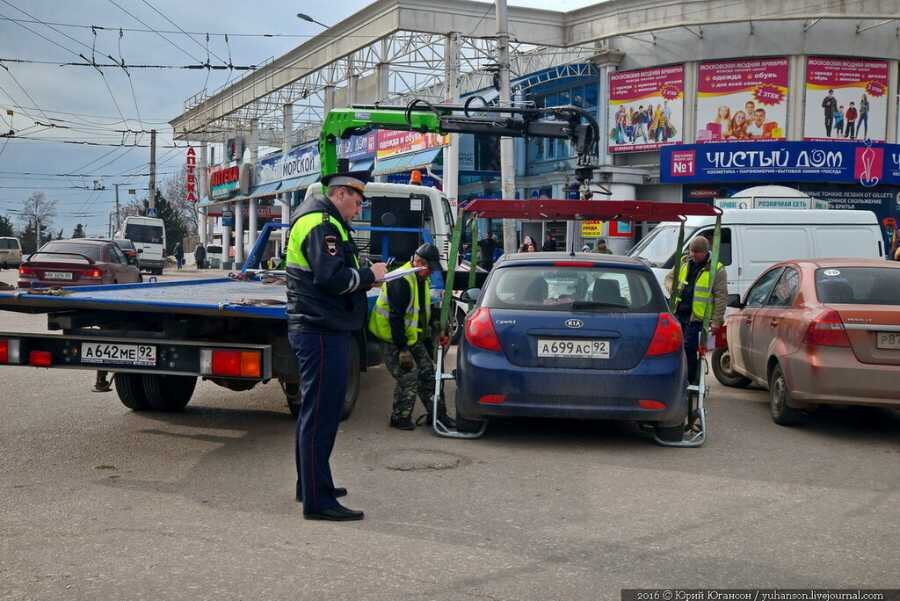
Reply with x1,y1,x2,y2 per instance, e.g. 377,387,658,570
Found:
286,170,386,521
368,243,453,430
669,236,727,385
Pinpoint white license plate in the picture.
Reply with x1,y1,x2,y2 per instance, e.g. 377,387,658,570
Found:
44,271,73,280
537,338,610,359
81,342,156,366
876,332,900,350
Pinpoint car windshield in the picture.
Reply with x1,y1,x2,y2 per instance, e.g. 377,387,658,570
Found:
37,241,104,261
815,267,900,305
481,265,667,313
125,223,163,244
628,225,695,268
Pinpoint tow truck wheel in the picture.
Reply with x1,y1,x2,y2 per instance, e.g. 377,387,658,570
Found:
711,348,752,388
114,373,151,411
142,374,197,412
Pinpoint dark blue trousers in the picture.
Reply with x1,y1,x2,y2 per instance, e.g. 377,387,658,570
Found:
679,318,703,385
289,331,350,514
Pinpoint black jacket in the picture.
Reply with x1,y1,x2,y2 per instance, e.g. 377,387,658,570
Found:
285,195,375,333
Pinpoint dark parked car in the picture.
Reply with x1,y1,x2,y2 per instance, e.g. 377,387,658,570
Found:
454,253,688,441
18,239,142,289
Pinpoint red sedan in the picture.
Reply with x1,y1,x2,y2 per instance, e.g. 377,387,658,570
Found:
724,259,900,425
18,239,142,289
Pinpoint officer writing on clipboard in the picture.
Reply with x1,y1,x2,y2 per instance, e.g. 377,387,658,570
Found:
286,170,386,522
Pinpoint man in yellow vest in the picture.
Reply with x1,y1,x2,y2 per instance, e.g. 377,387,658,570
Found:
369,243,452,430
286,170,386,521
669,236,727,385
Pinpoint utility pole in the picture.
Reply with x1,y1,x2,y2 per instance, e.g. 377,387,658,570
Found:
496,0,517,254
148,129,157,213
114,183,121,235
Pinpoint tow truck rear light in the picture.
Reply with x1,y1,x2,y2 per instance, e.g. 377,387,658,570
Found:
646,313,684,357
28,350,52,367
0,338,22,364
465,307,502,352
199,349,262,378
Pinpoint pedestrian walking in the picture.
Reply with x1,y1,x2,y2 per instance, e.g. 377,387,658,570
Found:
368,243,453,430
286,170,387,521
193,244,206,270
174,242,184,270
669,236,727,385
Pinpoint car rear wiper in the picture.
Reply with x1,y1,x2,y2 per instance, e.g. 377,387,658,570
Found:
571,301,628,310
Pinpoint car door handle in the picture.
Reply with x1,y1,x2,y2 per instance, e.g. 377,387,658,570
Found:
770,319,780,328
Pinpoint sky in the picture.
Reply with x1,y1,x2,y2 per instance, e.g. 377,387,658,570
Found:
0,0,601,237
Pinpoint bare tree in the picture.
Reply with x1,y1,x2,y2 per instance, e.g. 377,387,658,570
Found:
19,192,57,253
164,167,199,237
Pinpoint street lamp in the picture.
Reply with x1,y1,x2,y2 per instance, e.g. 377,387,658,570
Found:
297,13,329,29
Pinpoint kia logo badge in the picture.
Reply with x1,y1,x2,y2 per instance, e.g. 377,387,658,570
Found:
565,319,583,329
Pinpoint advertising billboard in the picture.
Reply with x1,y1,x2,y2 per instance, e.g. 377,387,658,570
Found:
376,130,449,159
803,57,888,142
696,57,789,143
608,65,684,153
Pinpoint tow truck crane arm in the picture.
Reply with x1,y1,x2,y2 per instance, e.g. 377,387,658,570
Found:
318,98,599,188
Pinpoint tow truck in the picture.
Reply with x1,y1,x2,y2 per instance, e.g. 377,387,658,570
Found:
0,99,605,419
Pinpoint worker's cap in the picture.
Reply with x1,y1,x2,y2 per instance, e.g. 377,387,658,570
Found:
414,243,442,273
322,170,371,199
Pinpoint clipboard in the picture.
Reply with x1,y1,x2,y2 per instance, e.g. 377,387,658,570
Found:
378,265,427,282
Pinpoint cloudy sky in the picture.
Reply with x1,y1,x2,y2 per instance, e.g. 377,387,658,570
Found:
0,0,600,237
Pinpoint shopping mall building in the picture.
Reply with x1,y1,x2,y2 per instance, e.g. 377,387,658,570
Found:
172,0,900,260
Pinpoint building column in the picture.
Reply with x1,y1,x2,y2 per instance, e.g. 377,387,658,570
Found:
222,201,232,270
248,119,259,257
234,198,244,267
887,60,899,143
281,103,294,251
443,32,460,206
347,56,358,106
787,55,807,141
199,144,208,246
682,62,698,144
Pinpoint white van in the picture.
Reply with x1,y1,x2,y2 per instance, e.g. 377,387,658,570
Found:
629,209,885,301
122,216,166,275
303,182,455,264
0,236,22,269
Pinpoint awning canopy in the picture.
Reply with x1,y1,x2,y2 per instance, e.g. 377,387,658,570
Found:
280,173,319,194
373,148,442,176
461,200,723,221
249,180,282,198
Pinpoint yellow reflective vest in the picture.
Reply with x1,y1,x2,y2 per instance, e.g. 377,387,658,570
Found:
672,257,724,322
368,261,430,346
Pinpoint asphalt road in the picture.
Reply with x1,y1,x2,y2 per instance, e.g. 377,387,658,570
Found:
1,268,899,600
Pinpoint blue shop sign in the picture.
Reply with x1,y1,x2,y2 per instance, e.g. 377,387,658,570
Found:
339,132,376,161
661,141,899,185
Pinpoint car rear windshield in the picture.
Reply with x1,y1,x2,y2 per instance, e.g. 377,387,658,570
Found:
37,241,104,261
816,267,900,305
0,238,19,250
125,223,163,244
481,264,668,313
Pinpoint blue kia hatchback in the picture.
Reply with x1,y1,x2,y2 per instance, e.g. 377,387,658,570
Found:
455,253,688,441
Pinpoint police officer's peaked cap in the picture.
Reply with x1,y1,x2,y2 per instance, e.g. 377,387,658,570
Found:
322,170,372,199
415,243,442,273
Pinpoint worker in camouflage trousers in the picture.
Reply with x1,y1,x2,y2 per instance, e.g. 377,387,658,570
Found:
368,243,454,430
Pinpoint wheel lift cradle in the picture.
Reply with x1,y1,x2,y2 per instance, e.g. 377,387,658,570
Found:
430,199,724,446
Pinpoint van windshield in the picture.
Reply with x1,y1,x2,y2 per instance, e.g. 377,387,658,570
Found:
628,225,695,269
125,223,163,244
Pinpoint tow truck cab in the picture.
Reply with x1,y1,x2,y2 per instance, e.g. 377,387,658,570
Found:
303,182,455,267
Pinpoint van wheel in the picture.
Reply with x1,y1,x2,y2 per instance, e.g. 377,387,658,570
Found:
142,374,196,412
712,348,752,388
114,373,151,411
768,364,804,426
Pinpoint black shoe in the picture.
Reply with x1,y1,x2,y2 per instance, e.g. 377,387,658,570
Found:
389,416,415,430
296,487,348,503
417,412,455,428
304,504,364,521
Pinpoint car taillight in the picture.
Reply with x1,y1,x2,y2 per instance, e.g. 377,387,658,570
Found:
804,309,850,348
18,265,35,277
479,394,506,405
646,313,684,357
638,399,666,410
83,268,104,279
465,307,502,352
199,349,262,378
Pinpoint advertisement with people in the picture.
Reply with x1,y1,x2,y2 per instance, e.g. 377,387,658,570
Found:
696,57,789,143
608,64,683,153
803,56,888,142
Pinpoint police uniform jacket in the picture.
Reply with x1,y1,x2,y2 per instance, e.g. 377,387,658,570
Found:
286,195,375,333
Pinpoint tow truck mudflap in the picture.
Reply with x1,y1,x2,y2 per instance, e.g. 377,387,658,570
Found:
0,332,273,381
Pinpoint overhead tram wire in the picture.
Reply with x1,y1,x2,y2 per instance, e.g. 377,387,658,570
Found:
107,0,204,64
139,0,229,66
0,56,259,70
